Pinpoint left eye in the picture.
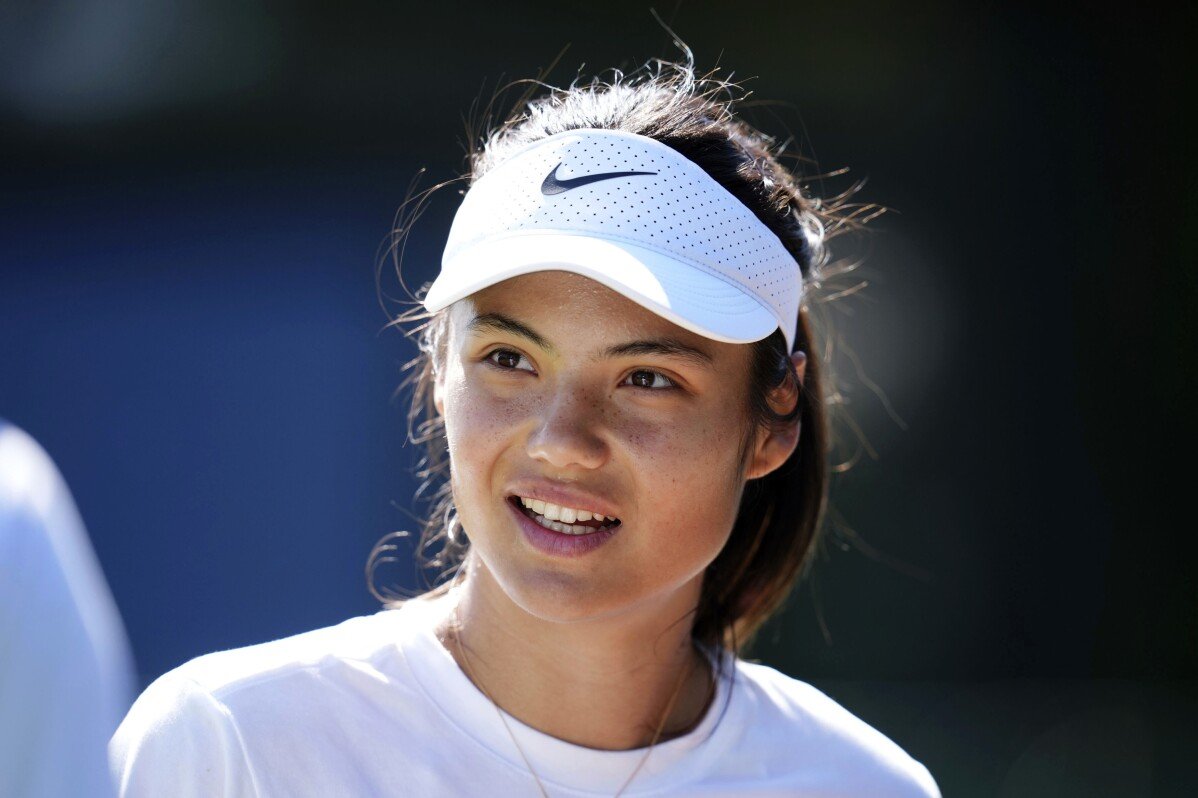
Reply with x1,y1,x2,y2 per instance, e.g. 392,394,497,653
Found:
623,370,675,390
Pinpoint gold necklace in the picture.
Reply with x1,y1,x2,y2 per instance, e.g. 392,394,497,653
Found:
447,599,699,798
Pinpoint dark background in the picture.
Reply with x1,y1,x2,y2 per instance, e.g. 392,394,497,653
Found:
2,2,1195,795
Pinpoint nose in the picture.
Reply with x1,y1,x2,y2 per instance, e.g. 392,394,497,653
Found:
525,387,609,471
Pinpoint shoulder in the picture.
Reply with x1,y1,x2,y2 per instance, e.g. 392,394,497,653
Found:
166,607,416,699
731,659,941,797
109,668,258,797
109,606,424,797
0,419,63,539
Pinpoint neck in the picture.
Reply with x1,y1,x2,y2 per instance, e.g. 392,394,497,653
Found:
432,557,715,751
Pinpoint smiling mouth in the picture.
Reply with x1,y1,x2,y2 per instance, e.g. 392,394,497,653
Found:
507,496,621,536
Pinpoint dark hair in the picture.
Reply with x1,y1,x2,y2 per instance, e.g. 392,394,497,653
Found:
370,51,877,654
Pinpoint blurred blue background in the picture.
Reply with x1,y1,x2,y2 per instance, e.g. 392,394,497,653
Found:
2,1,1195,794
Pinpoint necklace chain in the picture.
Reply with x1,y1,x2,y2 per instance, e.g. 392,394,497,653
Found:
447,596,698,798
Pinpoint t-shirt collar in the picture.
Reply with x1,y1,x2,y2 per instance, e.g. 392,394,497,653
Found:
391,596,744,795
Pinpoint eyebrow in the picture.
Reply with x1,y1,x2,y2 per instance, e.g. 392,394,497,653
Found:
466,311,715,367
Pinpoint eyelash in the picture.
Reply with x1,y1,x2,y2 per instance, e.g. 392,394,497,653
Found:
482,348,677,391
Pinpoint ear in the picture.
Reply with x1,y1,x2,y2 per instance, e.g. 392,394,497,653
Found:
744,351,807,481
433,361,446,418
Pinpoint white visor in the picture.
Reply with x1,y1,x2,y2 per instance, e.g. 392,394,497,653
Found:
424,128,802,352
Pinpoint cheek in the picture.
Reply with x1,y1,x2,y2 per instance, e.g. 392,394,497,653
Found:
617,404,741,480
441,377,515,547
442,370,540,513
617,407,745,556
444,370,529,449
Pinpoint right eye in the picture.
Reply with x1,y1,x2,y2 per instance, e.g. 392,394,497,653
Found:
484,348,535,373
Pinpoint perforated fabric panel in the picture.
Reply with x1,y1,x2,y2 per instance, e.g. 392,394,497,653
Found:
428,128,800,349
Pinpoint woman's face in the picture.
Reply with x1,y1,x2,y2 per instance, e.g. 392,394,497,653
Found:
435,270,786,626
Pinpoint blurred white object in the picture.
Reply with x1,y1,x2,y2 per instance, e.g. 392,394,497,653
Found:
0,420,135,798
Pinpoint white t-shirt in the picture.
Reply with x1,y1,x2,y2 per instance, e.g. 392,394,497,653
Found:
109,597,939,797
0,421,135,798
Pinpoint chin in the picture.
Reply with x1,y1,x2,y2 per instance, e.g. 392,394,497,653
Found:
486,557,641,625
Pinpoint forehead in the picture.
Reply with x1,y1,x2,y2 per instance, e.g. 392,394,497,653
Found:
472,270,668,322
455,270,712,347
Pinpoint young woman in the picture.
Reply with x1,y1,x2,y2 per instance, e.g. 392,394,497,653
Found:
110,56,940,797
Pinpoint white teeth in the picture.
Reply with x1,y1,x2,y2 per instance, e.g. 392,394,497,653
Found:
536,515,592,536
516,495,617,530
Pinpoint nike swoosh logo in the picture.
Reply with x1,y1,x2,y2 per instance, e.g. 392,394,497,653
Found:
540,162,658,195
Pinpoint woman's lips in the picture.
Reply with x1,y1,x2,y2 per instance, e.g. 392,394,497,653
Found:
506,496,619,558
502,481,622,523
509,495,618,529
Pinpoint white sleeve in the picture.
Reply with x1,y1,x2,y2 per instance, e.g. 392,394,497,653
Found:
904,760,942,798
109,672,260,798
0,422,135,798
